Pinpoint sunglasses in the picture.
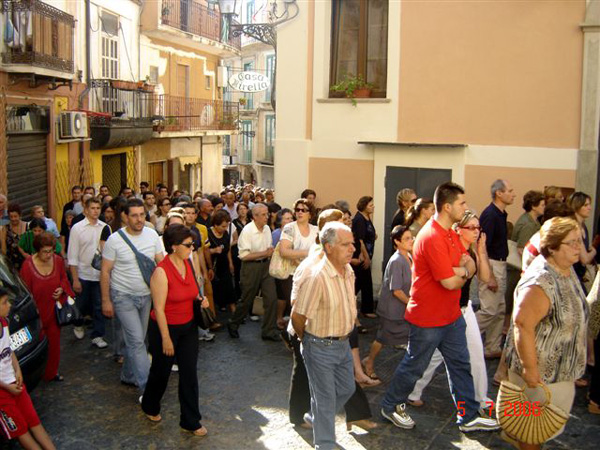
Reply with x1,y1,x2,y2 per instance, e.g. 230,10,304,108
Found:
460,226,481,231
295,208,309,213
179,242,194,248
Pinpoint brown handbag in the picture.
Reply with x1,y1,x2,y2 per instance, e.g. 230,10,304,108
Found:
497,381,569,445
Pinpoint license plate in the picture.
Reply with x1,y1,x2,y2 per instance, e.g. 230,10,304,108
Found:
10,327,32,352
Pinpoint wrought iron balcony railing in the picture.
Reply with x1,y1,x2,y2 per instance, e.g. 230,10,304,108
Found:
88,79,155,123
160,0,241,50
155,95,239,133
1,0,75,73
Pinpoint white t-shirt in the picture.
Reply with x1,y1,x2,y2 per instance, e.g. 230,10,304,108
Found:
0,319,16,384
281,221,318,252
103,227,164,296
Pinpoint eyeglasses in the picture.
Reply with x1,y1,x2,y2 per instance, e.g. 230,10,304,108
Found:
561,238,582,249
179,242,194,248
295,208,309,213
460,226,481,231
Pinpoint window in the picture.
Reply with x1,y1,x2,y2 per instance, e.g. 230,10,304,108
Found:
241,120,253,164
265,54,275,103
264,115,275,161
205,75,211,90
246,0,255,24
330,0,388,98
243,61,254,109
100,11,119,79
149,66,159,84
223,135,231,156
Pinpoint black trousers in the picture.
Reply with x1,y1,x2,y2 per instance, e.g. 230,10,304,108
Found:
142,319,202,431
590,335,600,405
288,331,371,425
353,266,374,314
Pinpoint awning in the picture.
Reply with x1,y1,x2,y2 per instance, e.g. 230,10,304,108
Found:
178,156,201,166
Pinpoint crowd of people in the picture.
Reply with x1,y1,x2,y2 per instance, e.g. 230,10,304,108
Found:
0,177,599,449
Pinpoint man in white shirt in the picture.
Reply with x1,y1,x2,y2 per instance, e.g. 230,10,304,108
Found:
227,203,278,341
222,191,238,221
101,198,164,394
68,198,109,347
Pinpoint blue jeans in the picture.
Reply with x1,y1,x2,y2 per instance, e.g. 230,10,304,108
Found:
78,280,104,338
381,315,479,424
111,289,151,393
301,333,355,450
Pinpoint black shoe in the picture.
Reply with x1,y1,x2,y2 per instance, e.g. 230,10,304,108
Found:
227,324,240,339
262,334,280,342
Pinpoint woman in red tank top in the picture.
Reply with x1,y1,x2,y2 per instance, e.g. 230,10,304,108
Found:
141,224,209,436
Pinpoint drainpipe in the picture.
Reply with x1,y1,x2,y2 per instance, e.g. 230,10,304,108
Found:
76,0,92,186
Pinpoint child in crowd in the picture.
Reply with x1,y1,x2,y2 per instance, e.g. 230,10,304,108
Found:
0,288,55,449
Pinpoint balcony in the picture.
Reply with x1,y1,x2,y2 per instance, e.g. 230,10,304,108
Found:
1,0,75,78
238,148,253,165
88,80,155,150
141,0,240,56
154,95,239,137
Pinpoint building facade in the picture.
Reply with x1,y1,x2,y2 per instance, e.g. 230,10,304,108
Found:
276,0,589,280
222,0,276,188
0,0,85,220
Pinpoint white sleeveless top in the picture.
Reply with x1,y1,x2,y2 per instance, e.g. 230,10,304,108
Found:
0,318,16,385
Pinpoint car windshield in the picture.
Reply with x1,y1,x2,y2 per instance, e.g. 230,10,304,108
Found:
0,254,31,306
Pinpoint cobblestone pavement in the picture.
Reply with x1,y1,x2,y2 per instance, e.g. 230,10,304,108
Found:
28,316,599,450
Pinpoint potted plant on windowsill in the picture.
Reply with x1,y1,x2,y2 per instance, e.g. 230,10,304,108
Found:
330,74,375,106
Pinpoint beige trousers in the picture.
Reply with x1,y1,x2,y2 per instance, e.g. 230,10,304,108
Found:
476,259,507,354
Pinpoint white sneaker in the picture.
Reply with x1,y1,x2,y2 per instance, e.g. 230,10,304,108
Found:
459,416,500,433
249,315,260,322
199,332,215,342
381,404,415,429
138,395,143,404
91,337,108,349
172,364,179,372
73,326,85,340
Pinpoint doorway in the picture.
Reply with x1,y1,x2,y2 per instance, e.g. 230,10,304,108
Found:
102,153,127,197
383,166,452,270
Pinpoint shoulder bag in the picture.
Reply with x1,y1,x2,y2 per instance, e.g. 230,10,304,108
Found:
587,271,600,340
497,381,568,445
117,229,156,287
269,224,297,280
189,258,216,329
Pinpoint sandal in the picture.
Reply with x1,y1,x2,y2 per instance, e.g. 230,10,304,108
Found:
361,357,380,380
358,377,381,389
190,426,208,436
52,374,64,382
575,378,589,388
145,414,162,422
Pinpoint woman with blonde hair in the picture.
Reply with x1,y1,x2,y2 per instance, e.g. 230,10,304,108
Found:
544,185,564,203
391,188,417,230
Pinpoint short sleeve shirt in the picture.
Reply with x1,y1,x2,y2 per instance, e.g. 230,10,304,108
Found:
281,222,318,252
102,227,163,296
376,251,411,320
405,219,466,327
512,213,540,249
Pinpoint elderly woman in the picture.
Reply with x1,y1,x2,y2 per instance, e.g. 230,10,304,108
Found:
404,198,435,238
141,224,208,436
352,196,377,318
0,203,28,270
20,232,75,381
278,199,318,329
502,217,588,449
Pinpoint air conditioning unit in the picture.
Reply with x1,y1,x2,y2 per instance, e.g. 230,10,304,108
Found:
59,111,88,139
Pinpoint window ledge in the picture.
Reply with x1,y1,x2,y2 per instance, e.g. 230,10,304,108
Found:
316,98,391,104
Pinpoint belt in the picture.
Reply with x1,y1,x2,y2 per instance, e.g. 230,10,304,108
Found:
307,333,349,341
246,258,269,263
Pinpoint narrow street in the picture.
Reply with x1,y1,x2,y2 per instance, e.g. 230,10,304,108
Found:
29,317,599,450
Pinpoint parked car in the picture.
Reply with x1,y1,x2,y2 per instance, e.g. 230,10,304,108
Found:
0,254,48,391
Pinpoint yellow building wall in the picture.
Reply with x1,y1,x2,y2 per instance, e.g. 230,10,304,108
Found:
91,146,136,189
397,0,585,149
54,96,70,227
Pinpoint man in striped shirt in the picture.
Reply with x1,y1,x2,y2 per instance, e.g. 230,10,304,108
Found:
291,222,357,450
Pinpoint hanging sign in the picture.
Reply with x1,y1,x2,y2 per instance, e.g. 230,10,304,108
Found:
228,71,271,93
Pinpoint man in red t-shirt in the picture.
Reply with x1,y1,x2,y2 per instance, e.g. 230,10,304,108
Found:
380,182,499,433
